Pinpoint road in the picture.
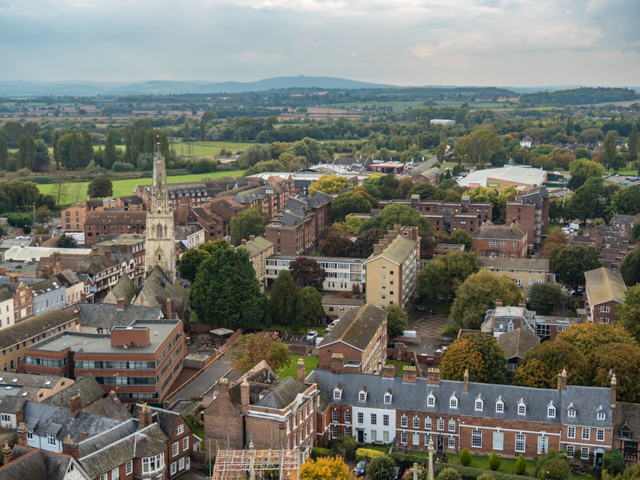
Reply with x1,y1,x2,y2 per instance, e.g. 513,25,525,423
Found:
171,350,233,401
401,156,438,177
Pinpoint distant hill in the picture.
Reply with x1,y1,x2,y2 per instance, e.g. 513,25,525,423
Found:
520,87,639,106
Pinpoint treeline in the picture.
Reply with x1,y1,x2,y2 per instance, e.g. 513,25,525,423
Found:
521,87,638,106
0,179,54,214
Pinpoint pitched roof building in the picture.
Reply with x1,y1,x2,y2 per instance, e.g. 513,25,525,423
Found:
472,222,528,259
584,267,627,324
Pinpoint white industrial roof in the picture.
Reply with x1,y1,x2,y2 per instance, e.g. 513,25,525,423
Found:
458,165,547,188
4,246,92,262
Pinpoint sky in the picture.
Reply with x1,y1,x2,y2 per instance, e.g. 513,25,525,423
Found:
1,0,639,88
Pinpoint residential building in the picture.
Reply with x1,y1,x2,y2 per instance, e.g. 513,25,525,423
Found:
481,301,536,338
458,165,547,191
24,319,185,403
479,258,552,298
584,267,627,324
0,373,75,416
534,316,582,342
505,186,549,251
317,304,388,374
132,266,190,322
1,309,76,372
497,328,540,371
177,206,228,243
32,276,67,316
322,297,365,320
520,136,533,148
237,236,274,288
56,270,85,308
92,234,146,285
84,211,147,247
472,222,528,259
611,214,638,232
266,256,366,292
233,181,288,219
309,364,614,464
116,195,145,211
613,401,640,464
0,444,90,480
364,226,420,309
0,285,15,331
7,282,34,323
175,224,205,252
61,201,96,233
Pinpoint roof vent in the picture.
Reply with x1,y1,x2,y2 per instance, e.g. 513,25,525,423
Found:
44,380,52,386
11,378,18,383
154,331,159,336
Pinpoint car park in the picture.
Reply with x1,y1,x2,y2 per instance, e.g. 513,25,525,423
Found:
305,331,318,344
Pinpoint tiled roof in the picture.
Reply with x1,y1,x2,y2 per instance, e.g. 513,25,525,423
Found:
479,257,549,272
84,211,146,226
42,374,105,409
498,328,540,359
366,236,417,265
132,404,181,438
78,303,162,330
318,304,387,351
254,377,308,410
614,402,640,440
1,447,76,480
237,237,273,257
102,274,137,305
0,309,75,350
473,222,527,240
584,267,626,305
82,395,129,421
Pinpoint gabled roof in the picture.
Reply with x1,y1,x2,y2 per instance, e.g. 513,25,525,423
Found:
102,274,137,305
42,374,105,409
472,222,527,240
479,257,549,272
365,236,417,265
82,395,130,421
1,447,83,480
132,404,182,438
78,303,162,330
318,304,387,351
0,309,75,350
584,267,626,305
254,377,308,410
498,328,540,359
237,236,274,257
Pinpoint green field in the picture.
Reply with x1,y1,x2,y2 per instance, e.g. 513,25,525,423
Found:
38,170,245,204
170,140,256,157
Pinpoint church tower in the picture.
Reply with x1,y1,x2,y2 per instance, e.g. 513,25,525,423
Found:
145,141,175,283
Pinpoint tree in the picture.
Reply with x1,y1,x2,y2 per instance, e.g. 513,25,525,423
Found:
569,158,604,185
199,239,231,254
295,287,324,332
601,131,617,170
331,436,357,459
386,305,408,337
618,285,640,339
301,456,352,480
331,189,377,221
230,332,291,373
565,180,606,223
34,205,51,224
409,183,437,200
437,468,462,480
436,143,447,163
632,221,640,243
513,341,588,388
628,123,639,163
514,455,526,475
290,257,326,291
590,343,640,403
183,119,191,142
52,129,60,169
191,248,264,327
549,245,601,291
104,129,118,169
308,174,350,197
268,271,298,327
178,248,211,282
33,139,50,172
621,248,640,287
460,448,471,466
87,178,113,198
418,251,480,302
528,282,564,315
534,450,571,480
511,358,552,388
0,136,7,170
603,449,625,477
613,461,640,479
57,233,77,249
541,229,568,259
488,452,501,471
468,129,504,166
319,227,354,257
450,270,521,330
366,455,395,480
359,204,432,233
557,322,637,357
52,180,69,206
352,228,387,258
230,206,268,246
450,229,473,251
440,333,507,384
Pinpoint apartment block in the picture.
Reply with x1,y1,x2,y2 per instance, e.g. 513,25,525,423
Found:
265,256,366,292
472,222,528,259
479,257,552,298
505,186,549,251
84,211,147,247
236,235,274,288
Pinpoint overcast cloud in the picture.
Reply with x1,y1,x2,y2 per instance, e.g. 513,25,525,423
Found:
0,0,638,87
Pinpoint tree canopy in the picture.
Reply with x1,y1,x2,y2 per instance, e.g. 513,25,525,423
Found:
590,343,640,403
440,333,507,384
528,282,564,315
178,248,211,283
549,245,601,291
385,305,408,337
557,322,638,357
513,341,588,388
290,257,327,291
308,174,350,197
230,206,268,246
295,287,325,332
331,188,378,221
230,332,291,373
418,251,480,302
621,248,640,287
268,271,299,327
358,203,432,233
87,178,113,198
300,456,352,480
617,285,640,339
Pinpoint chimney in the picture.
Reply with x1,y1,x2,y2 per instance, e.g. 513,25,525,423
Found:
611,373,617,409
250,235,256,242
110,390,117,399
241,239,247,245
427,368,441,385
381,365,395,378
241,378,250,415
116,297,125,311
219,378,229,398
9,275,17,284
331,353,344,375
2,443,11,465
81,431,90,441
373,244,384,255
62,434,79,459
495,299,503,308
166,298,172,320
394,224,402,233
297,358,306,384
518,300,526,307
402,366,417,383
80,291,86,302
17,422,27,447
463,369,469,392
70,391,81,418
138,403,153,430
557,368,567,393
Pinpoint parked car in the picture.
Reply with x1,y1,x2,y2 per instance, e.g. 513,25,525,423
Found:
621,181,629,185
395,467,406,480
353,460,368,477
306,331,318,344
185,336,193,346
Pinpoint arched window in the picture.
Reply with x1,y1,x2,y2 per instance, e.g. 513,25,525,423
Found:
157,225,162,238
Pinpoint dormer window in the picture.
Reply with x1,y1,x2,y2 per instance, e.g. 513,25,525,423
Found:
568,408,576,418
333,386,343,400
427,393,436,407
621,427,632,440
496,398,504,413
449,394,458,409
597,411,606,421
359,389,367,402
517,399,526,416
384,391,393,404
548,404,556,418
475,395,484,411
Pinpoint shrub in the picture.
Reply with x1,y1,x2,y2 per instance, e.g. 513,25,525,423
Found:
112,161,135,172
331,436,357,459
477,474,496,480
460,449,471,467
436,464,521,480
311,447,335,459
389,453,427,469
16,168,32,176
437,468,462,480
355,448,385,462
603,449,624,477
187,158,218,174
488,452,501,471
514,455,526,475
366,455,396,480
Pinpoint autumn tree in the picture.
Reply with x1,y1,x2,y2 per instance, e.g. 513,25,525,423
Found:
513,341,588,388
358,203,432,233
450,229,473,251
528,282,564,315
512,358,553,388
308,174,350,197
385,305,408,337
331,188,378,221
617,285,640,339
621,248,640,287
352,228,387,258
295,287,324,331
557,322,637,357
230,206,268,246
418,251,480,302
268,271,298,327
318,227,354,257
300,456,353,480
440,333,507,384
549,245,601,291
450,270,521,330
541,229,568,259
230,332,291,373
590,343,640,402
409,183,437,200
290,257,326,291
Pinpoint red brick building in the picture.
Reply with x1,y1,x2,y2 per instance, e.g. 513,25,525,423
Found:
84,211,147,247
584,267,626,324
505,186,549,252
472,222,528,259
116,195,146,211
233,181,289,219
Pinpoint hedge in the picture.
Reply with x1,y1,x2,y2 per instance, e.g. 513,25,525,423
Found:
389,453,427,469
436,464,523,480
311,448,335,459
356,448,386,462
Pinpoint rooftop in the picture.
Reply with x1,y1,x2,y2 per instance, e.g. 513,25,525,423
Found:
458,165,547,188
4,246,92,262
0,309,75,350
318,304,387,351
498,328,540,359
479,257,549,271
584,267,627,305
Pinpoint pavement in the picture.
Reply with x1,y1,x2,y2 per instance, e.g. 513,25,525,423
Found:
171,350,234,401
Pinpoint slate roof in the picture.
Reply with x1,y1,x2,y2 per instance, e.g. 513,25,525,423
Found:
0,309,75,350
0,447,79,480
254,377,308,410
366,236,417,265
132,404,182,438
612,214,637,226
237,236,274,257
118,195,143,204
0,285,17,303
134,266,187,311
31,276,65,296
614,402,640,441
82,396,130,421
0,395,27,414
318,304,387,351
42,374,105,409
102,274,137,305
78,303,162,330
585,267,627,305
309,370,613,428
498,328,540,359
479,257,549,272
84,211,147,226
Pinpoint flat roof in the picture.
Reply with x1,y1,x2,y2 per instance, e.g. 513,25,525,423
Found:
28,320,181,355
459,165,547,188
267,255,366,264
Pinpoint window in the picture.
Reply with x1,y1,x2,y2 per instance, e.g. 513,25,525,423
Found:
27,429,33,440
179,458,185,471
582,428,590,441
601,306,610,313
581,447,589,460
518,402,526,416
383,431,389,443
47,433,56,446
413,416,419,429
568,408,576,418
401,415,408,428
515,434,526,452
493,432,504,450
472,430,482,448
401,431,407,444
620,428,632,440
143,454,164,474
597,429,605,442
537,436,549,454
448,437,455,449
100,475,107,480
437,418,444,431
427,394,435,407
383,414,388,426
171,463,177,475
177,424,184,435
384,393,392,404
475,400,483,411
449,396,458,409
112,467,119,480
496,400,504,413
345,410,351,423
413,433,420,445
567,445,575,457
334,388,342,400
371,414,377,425
568,427,576,439
359,390,367,402
548,406,556,418
425,417,432,430
0,414,10,422
126,461,133,475
332,410,339,422
358,413,364,424
448,419,456,432
173,442,179,456
597,411,606,421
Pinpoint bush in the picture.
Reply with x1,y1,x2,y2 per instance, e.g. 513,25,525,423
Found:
355,448,385,462
514,455,526,475
460,449,471,467
603,449,624,477
366,455,396,480
187,158,218,174
389,453,427,469
16,168,32,177
436,464,522,480
30,177,55,184
477,474,496,480
311,447,335,459
331,436,358,459
112,161,135,172
488,452,501,471
437,468,462,480
7,212,33,229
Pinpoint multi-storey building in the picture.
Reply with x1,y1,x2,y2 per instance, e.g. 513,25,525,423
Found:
479,258,552,298
0,285,16,331
505,186,549,252
23,319,185,403
365,226,420,310
237,236,274,289
92,234,146,284
472,222,528,259
61,200,105,233
584,267,627,324
116,195,145,211
310,361,614,464
32,276,67,317
233,181,289,219
84,211,147,247
481,302,536,338
265,256,366,292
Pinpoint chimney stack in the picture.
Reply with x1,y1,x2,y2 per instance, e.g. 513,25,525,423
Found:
110,390,117,399
17,422,27,447
80,291,86,303
70,391,81,418
297,358,306,384
427,368,441,385
518,300,526,307
463,369,469,392
402,366,417,383
166,298,172,320
250,235,255,242
331,353,344,375
611,373,617,409
219,378,229,398
373,244,384,255
557,368,567,393
241,239,247,245
381,365,395,378
62,434,79,459
2,443,11,465
138,403,153,430
241,378,250,415
495,299,503,308
116,297,125,311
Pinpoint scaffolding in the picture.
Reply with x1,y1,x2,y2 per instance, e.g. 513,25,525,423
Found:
212,442,300,480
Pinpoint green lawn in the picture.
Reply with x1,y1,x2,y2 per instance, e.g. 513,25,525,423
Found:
277,355,319,380
385,359,413,374
446,453,536,476
170,140,257,157
37,170,244,204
